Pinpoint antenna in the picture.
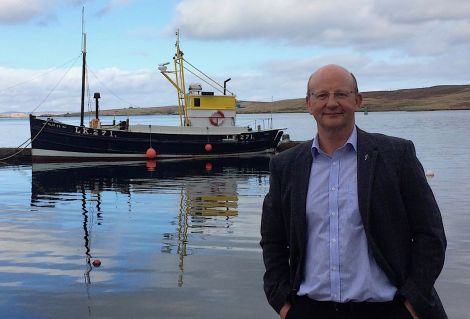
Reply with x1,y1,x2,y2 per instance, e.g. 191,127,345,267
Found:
80,6,87,127
81,6,86,53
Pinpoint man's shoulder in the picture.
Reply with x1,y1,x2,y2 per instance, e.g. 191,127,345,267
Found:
273,140,312,163
358,128,412,149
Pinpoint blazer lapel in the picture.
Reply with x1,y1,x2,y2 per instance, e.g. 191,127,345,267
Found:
292,142,313,253
356,128,378,232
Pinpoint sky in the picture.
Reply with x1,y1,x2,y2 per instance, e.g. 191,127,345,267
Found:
1,0,470,114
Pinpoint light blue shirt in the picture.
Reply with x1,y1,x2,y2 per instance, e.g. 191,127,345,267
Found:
298,127,397,302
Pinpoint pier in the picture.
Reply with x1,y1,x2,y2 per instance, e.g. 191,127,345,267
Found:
0,148,32,164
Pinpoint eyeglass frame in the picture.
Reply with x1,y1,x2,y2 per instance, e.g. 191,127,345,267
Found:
308,90,358,102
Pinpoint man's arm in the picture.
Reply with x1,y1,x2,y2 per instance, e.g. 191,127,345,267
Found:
397,140,447,317
260,157,292,313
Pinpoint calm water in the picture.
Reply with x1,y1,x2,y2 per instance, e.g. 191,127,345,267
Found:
1,111,470,318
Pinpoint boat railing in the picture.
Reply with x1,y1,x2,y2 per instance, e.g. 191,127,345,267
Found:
238,117,274,131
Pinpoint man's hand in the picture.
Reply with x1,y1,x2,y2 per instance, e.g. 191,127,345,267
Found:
279,302,291,319
404,300,420,319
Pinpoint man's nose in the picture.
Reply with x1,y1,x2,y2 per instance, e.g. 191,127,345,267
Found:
326,93,339,106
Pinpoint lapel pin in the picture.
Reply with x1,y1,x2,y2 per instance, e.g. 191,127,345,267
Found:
364,154,369,161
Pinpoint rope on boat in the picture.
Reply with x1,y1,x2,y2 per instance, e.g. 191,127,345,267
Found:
183,58,234,96
30,55,80,114
87,68,136,109
0,54,82,96
0,118,51,162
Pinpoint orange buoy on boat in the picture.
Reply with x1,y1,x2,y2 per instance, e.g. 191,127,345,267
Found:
146,147,157,159
205,143,213,152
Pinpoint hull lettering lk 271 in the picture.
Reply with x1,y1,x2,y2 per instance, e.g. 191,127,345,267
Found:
75,126,115,137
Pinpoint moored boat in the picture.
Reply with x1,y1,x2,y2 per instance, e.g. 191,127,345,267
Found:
29,31,283,162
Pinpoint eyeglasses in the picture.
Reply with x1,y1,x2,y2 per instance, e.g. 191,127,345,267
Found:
309,90,355,101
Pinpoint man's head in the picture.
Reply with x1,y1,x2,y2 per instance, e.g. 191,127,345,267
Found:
306,64,362,135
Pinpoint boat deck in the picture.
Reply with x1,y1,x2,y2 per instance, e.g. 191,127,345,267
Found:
126,124,255,135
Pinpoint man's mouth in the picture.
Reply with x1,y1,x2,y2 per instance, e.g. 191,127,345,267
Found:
323,112,343,116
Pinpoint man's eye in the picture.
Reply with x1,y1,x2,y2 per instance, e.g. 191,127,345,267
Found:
335,92,348,98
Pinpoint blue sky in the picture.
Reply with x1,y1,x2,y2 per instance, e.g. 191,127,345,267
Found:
1,0,470,114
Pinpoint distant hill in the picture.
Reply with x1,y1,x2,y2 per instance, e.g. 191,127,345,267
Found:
237,85,470,113
110,84,470,115
3,84,468,118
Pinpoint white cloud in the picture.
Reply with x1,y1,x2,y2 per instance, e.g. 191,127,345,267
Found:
373,0,470,23
94,0,136,17
0,0,84,25
0,66,175,113
0,0,55,24
171,0,470,56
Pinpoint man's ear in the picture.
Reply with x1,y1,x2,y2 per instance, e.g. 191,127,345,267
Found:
355,93,363,111
306,97,313,114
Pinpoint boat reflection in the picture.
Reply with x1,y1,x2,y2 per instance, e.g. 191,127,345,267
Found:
30,157,270,287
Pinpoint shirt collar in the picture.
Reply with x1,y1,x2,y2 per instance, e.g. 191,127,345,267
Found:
311,126,357,158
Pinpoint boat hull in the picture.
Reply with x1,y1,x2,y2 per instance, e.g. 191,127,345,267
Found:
29,115,283,162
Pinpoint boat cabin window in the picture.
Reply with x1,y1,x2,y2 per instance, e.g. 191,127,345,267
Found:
194,98,200,107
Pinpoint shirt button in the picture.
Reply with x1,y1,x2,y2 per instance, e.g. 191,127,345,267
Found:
331,212,336,216
332,238,336,243
332,161,337,165
331,187,336,191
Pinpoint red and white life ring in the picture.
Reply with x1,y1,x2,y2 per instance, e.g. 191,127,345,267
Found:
209,111,225,126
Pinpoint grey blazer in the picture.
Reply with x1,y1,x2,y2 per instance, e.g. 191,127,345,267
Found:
260,127,447,318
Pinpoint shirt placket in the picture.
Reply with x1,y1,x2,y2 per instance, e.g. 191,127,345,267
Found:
329,153,341,301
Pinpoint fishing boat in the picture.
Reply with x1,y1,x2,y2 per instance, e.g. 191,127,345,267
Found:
29,31,283,162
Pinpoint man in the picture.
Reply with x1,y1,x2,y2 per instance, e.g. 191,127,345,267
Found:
260,64,447,319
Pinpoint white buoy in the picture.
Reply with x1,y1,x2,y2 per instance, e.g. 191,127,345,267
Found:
425,170,435,177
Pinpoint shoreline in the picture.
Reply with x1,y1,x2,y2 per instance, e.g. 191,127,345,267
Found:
1,107,469,119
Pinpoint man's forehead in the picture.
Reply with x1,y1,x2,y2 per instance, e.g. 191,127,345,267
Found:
309,67,354,88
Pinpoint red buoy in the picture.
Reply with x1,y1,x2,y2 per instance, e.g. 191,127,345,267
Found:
146,147,157,159
205,143,213,152
92,259,101,267
205,162,213,172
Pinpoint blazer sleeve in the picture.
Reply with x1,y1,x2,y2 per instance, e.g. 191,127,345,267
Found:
260,156,291,313
396,140,447,316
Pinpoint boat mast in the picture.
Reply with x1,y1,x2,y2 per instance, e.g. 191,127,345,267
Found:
80,7,86,127
174,31,188,126
159,30,188,127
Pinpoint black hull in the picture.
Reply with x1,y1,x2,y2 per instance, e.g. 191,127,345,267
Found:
29,115,283,162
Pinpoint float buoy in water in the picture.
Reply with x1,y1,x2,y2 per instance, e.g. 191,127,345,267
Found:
425,170,435,177
205,143,213,152
146,147,157,159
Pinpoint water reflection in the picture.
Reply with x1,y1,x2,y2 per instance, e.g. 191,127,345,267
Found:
29,157,270,287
